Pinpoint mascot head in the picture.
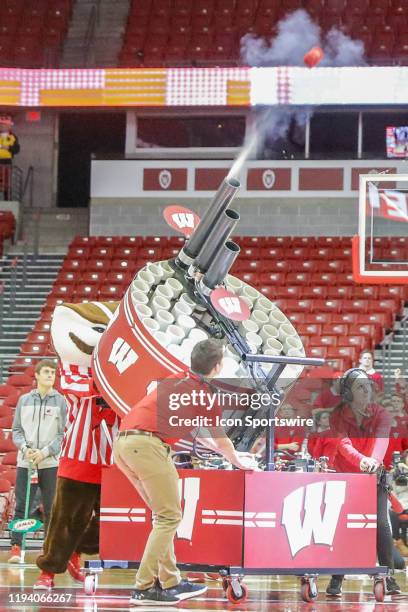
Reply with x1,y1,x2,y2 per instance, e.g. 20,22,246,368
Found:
51,301,119,368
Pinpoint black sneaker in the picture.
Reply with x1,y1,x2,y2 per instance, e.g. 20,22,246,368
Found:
386,576,401,595
164,579,208,601
326,575,343,597
130,584,179,606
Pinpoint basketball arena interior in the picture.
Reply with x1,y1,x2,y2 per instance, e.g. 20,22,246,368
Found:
0,0,408,610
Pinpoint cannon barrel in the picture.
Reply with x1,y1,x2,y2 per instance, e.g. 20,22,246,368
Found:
194,208,240,274
176,177,240,268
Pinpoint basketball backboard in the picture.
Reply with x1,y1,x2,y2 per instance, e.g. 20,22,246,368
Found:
353,173,408,284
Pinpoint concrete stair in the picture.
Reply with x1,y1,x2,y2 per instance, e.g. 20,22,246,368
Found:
16,208,88,254
375,306,408,390
0,253,64,381
61,0,130,67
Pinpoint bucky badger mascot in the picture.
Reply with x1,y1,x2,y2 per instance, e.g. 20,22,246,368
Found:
34,301,120,589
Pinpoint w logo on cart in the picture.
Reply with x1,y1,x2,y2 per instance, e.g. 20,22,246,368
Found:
282,481,346,557
177,477,200,541
219,297,242,315
172,212,195,230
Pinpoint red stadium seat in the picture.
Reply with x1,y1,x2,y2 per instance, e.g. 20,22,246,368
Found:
327,286,353,299
26,332,49,345
302,286,327,298
281,0,303,13
322,323,348,335
99,285,124,300
345,0,369,15
239,272,259,284
342,299,369,313
19,342,49,358
259,272,286,284
73,285,100,300
328,357,352,372
173,0,193,16
62,259,86,272
151,0,171,17
328,345,358,363
358,312,394,329
193,0,215,16
308,346,328,359
2,469,16,486
310,335,337,347
370,0,389,16
80,271,106,285
353,286,379,299
50,285,73,298
304,0,324,17
7,373,32,388
349,323,383,344
288,312,306,324
0,432,15,452
314,299,341,313
326,0,346,13
298,323,323,336
105,271,133,285
90,246,114,258
310,272,336,285
393,40,408,64
389,0,406,17
338,335,368,351
304,313,333,324
215,0,235,16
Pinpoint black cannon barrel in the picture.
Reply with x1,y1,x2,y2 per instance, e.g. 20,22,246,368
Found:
203,240,240,290
176,177,240,268
194,208,240,274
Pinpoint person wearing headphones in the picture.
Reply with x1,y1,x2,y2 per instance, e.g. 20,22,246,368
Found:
325,368,401,597
113,339,258,607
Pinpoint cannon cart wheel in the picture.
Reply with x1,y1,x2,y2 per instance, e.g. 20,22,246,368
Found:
373,578,385,603
84,573,98,596
226,582,248,604
301,578,318,603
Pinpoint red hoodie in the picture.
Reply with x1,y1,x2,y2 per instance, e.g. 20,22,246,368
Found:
329,402,391,473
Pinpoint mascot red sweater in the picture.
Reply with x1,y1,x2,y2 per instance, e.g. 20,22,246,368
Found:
35,301,119,588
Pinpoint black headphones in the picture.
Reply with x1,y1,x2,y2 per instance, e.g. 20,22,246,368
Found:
339,368,370,403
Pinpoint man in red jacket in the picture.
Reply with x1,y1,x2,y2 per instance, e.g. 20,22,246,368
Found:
326,368,401,597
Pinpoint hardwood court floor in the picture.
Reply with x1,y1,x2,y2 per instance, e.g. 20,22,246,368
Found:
0,551,406,611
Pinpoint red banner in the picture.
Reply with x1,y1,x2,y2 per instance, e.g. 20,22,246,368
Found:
143,168,187,191
247,168,291,190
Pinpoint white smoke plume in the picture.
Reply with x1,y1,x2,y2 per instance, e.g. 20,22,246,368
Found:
241,9,366,68
239,9,366,157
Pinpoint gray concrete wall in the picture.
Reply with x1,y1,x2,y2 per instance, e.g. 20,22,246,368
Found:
90,196,359,236
13,111,57,209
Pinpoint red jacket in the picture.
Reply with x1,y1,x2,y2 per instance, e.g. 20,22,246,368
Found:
307,432,339,468
120,370,222,446
383,416,408,469
329,402,391,473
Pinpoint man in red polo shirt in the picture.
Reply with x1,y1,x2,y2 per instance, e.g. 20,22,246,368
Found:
113,339,258,607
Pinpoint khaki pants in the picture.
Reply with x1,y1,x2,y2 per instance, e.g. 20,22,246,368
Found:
113,434,182,590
